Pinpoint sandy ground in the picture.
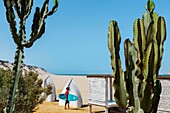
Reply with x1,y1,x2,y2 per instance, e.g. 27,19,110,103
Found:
34,101,109,113
34,101,88,113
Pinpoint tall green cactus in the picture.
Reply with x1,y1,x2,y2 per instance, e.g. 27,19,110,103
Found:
108,0,166,113
3,0,59,113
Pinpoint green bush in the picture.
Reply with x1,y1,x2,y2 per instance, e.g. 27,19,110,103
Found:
0,69,52,113
0,69,12,113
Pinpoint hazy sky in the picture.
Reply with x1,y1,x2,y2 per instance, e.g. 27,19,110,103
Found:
0,0,169,74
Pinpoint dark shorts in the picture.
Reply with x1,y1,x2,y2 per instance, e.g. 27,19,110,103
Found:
65,100,69,104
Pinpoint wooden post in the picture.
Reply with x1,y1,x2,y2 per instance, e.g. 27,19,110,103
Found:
105,77,108,105
88,104,92,113
105,107,109,113
110,77,113,100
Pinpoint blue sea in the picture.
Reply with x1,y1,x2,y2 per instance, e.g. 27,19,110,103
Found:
55,74,88,76
54,73,170,77
159,74,170,76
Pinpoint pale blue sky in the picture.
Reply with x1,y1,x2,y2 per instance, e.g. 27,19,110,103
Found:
0,0,169,74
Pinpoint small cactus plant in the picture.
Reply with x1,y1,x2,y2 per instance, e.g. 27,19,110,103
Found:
108,0,166,113
3,0,59,113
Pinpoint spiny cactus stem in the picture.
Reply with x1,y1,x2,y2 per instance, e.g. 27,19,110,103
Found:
24,20,45,48
13,0,21,18
24,0,34,19
6,47,24,113
3,0,19,46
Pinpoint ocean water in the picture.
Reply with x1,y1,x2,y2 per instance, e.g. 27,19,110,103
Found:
55,74,170,76
55,74,88,76
159,74,170,76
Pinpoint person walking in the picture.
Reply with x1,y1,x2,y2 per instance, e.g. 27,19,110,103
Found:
65,87,70,109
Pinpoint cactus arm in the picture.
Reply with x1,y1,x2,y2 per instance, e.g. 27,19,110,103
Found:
156,17,166,48
142,11,152,35
133,19,146,61
24,0,59,48
156,17,166,75
20,1,26,18
13,0,33,19
15,0,31,19
133,18,145,92
108,21,122,77
24,13,45,48
140,42,158,112
124,39,134,106
150,18,166,112
26,22,45,48
142,42,158,84
124,39,143,112
6,47,24,113
146,21,155,44
108,20,127,109
3,0,20,46
47,0,59,16
30,7,41,39
41,0,49,19
129,44,143,113
145,13,158,45
124,39,142,112
124,39,131,68
151,12,158,42
14,0,21,18
143,0,159,44
24,0,34,19
41,0,59,19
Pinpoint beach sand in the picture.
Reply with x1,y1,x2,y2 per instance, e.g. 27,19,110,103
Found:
35,74,170,113
34,101,88,113
34,101,109,113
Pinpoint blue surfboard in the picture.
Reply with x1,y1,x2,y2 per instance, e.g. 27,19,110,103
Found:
58,93,79,101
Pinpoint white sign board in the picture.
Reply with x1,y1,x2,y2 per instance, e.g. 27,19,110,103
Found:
88,78,106,102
